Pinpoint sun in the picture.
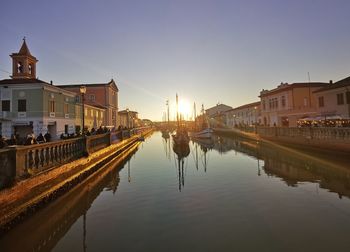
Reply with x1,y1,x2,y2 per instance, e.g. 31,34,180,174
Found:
178,99,191,119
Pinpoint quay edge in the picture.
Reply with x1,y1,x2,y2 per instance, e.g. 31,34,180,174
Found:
0,129,153,235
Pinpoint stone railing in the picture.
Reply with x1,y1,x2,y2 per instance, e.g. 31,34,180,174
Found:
0,126,152,189
13,137,85,178
86,133,110,154
256,126,350,141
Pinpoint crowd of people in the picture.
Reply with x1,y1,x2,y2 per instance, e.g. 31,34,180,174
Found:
0,125,137,149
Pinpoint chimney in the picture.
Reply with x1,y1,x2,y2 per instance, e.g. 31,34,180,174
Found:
329,80,333,84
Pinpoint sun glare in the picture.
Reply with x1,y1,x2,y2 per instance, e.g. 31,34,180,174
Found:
178,99,191,119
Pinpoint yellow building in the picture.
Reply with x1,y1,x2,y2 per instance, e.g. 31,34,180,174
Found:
75,102,106,133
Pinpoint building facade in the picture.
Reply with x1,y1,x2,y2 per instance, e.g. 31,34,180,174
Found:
225,101,261,128
118,109,138,128
259,82,329,127
59,80,119,128
313,77,350,121
0,39,76,140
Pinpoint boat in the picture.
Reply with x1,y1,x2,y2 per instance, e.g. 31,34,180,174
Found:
172,93,190,145
190,104,213,139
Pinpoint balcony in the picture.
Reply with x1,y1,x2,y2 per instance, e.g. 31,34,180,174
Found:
49,112,55,118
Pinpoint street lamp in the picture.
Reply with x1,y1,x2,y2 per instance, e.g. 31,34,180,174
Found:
80,86,87,135
254,106,257,133
126,108,130,129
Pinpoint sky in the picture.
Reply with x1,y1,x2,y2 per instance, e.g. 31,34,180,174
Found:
1,0,350,121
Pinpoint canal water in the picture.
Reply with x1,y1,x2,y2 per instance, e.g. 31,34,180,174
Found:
1,132,350,251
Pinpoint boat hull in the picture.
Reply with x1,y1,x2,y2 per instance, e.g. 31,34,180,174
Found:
190,128,213,139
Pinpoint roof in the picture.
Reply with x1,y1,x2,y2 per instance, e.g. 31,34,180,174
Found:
18,39,31,55
10,39,38,61
85,101,107,110
227,101,260,112
58,79,119,91
313,76,350,93
118,109,138,114
0,78,49,85
260,82,329,97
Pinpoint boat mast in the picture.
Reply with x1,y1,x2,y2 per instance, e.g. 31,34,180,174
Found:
193,102,197,130
167,99,170,128
176,94,179,129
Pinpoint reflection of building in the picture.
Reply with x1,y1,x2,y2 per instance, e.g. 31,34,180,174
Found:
225,101,261,127
118,109,138,128
259,82,329,127
0,39,76,139
313,77,350,121
59,80,119,128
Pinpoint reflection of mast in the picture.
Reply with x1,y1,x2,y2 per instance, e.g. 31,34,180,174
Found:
128,160,131,183
167,99,170,128
195,144,198,170
83,213,87,252
176,93,179,129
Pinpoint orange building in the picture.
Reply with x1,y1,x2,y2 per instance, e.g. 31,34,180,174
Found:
259,82,329,127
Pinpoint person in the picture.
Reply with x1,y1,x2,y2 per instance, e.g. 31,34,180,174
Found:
25,132,34,145
0,135,8,149
44,131,51,142
8,134,17,145
36,133,46,143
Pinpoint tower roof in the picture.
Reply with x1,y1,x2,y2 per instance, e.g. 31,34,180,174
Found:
18,38,32,56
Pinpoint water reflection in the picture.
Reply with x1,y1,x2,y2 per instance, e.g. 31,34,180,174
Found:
0,144,139,252
209,134,350,199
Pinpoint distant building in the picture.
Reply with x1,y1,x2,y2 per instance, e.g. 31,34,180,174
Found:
205,104,232,118
118,109,138,128
313,77,350,121
59,80,119,128
259,82,329,127
205,103,232,127
0,39,76,139
225,101,261,127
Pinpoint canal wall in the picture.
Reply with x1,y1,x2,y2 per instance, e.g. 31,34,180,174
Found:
213,127,350,154
0,127,153,234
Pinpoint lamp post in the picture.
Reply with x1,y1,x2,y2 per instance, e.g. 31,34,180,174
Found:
80,86,87,135
126,108,130,129
254,106,257,134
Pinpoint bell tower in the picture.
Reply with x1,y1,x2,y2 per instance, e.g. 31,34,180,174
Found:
10,37,38,79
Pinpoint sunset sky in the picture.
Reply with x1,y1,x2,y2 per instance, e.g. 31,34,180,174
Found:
1,0,350,120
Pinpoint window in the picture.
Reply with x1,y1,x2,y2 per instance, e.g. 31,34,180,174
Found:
17,62,23,73
85,108,88,116
18,99,26,112
89,94,95,101
28,64,32,75
64,103,69,114
2,100,10,111
50,101,55,112
281,96,286,107
303,97,308,107
318,96,324,108
91,110,93,117
64,125,68,134
337,93,344,105
346,91,350,104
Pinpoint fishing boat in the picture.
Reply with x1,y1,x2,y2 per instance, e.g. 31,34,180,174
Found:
172,93,190,145
190,104,213,139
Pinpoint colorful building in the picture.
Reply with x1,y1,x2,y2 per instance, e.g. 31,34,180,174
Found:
259,82,329,127
0,39,76,140
59,80,119,128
